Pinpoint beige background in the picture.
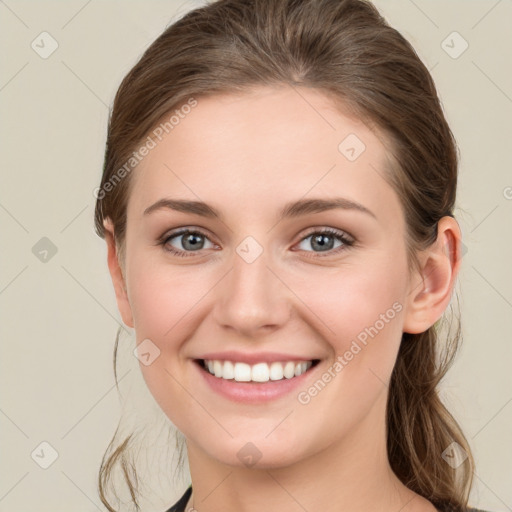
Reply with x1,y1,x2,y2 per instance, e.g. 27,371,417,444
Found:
1,0,511,511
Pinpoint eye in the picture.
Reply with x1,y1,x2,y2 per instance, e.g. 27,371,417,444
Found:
159,227,354,258
160,229,216,257
295,228,354,257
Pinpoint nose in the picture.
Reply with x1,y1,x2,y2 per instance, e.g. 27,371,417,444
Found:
212,247,292,338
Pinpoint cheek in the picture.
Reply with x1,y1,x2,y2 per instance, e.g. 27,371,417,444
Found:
289,258,407,348
283,264,406,446
126,252,206,338
288,257,407,408
124,256,203,427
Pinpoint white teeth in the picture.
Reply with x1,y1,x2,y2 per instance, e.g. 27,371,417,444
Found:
223,360,234,380
202,359,314,382
283,361,295,379
213,360,223,378
234,362,251,382
251,362,269,382
269,362,284,381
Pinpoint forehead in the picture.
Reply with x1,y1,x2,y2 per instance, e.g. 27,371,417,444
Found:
127,86,403,225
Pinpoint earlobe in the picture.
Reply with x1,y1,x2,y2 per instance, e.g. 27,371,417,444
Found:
402,216,461,334
103,218,134,328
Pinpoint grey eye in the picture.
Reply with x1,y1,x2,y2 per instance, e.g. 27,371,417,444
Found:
298,232,344,252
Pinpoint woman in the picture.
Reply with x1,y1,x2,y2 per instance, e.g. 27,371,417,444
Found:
94,0,488,510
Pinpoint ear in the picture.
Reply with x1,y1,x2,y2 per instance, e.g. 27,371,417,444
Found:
402,216,462,334
103,218,134,328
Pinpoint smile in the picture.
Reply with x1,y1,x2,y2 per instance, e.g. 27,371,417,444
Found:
198,359,320,383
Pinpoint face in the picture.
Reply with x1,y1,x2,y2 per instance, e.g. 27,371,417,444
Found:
112,86,418,469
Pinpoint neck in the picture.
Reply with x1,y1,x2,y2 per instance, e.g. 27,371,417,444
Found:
184,395,432,512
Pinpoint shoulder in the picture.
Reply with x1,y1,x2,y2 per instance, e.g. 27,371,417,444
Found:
443,508,494,512
164,491,492,512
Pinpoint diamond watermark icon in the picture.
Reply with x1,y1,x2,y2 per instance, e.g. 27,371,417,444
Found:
31,441,59,469
237,442,262,467
442,441,468,468
32,237,58,263
338,133,366,162
31,31,59,59
461,241,468,258
134,338,161,366
441,31,468,59
236,236,263,264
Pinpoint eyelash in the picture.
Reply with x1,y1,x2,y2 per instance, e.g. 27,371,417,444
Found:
158,227,355,259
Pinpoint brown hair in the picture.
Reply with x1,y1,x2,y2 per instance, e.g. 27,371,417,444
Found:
94,0,474,510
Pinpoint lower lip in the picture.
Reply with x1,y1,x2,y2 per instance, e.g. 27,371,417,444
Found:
194,360,320,404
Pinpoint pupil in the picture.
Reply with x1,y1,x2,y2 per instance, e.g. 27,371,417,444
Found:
313,234,333,252
184,233,203,250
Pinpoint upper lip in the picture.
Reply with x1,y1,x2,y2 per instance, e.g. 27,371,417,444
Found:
196,351,320,365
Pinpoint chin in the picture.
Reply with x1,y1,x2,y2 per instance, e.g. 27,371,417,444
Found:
200,435,308,470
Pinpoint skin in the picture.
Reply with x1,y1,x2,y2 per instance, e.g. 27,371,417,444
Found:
103,85,461,512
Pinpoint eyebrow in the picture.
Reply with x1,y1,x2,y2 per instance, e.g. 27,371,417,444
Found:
143,197,376,221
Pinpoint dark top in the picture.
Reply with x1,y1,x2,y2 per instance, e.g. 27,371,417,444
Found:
166,485,192,512
165,485,491,512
